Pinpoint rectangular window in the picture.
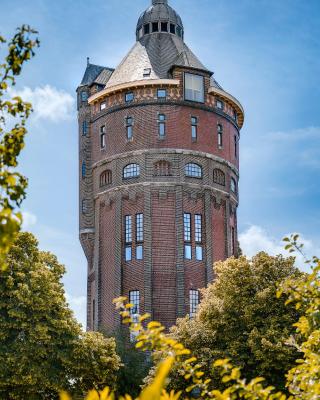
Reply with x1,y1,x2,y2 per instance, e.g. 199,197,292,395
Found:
216,99,224,110
184,73,204,103
125,246,132,262
152,22,159,32
158,114,166,138
81,91,88,102
100,102,106,111
100,126,106,149
195,214,202,243
82,199,89,214
125,92,134,102
184,213,191,242
234,135,238,158
184,245,192,260
125,215,132,244
170,23,176,34
144,24,150,35
231,227,235,255
191,116,198,140
92,299,95,329
136,245,143,260
161,22,168,32
217,124,223,148
190,289,199,317
136,213,144,242
82,120,88,136
157,89,167,98
126,117,133,140
129,290,140,316
195,246,203,261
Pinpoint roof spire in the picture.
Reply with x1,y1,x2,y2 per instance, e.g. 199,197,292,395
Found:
87,57,90,66
152,0,168,4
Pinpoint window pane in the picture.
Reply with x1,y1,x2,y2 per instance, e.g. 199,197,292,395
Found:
170,24,176,34
125,215,132,243
184,213,191,242
81,91,88,101
100,133,106,148
190,290,199,317
129,290,140,315
83,121,88,135
159,122,165,137
191,125,197,139
125,246,132,261
136,245,143,260
136,214,144,242
196,246,203,261
123,164,140,179
82,162,86,178
185,73,204,103
100,102,106,111
185,163,202,178
184,245,192,260
157,89,166,98
125,92,134,102
195,215,202,243
144,24,150,34
127,125,133,140
231,178,237,193
161,22,168,32
152,22,159,32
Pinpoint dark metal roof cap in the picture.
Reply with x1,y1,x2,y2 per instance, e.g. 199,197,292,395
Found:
137,1,183,31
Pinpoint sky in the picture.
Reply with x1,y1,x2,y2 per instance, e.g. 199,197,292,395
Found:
1,0,320,327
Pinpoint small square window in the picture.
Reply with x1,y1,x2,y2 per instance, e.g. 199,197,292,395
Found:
152,22,159,32
216,100,224,110
144,24,150,35
136,245,143,260
143,68,151,77
184,245,192,260
100,102,106,111
191,117,198,125
125,92,134,102
158,114,166,122
170,24,176,34
157,89,167,98
125,246,132,262
161,22,168,32
196,246,203,261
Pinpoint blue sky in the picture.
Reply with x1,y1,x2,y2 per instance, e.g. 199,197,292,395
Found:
1,0,320,326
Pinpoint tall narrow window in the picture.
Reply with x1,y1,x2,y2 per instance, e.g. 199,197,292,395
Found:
231,227,235,255
195,214,203,261
126,117,133,140
125,215,132,262
144,24,150,35
234,135,238,158
184,73,204,103
191,117,198,140
184,213,192,260
213,169,225,186
82,199,89,214
161,22,168,32
129,290,140,342
217,124,223,148
92,299,95,329
82,162,86,179
81,91,88,102
100,170,112,187
100,125,106,149
189,289,199,317
231,178,237,194
158,114,166,138
136,213,144,260
170,24,176,34
152,22,159,32
82,120,88,136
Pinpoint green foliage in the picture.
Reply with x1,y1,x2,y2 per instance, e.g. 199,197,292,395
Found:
0,232,120,399
0,25,39,269
164,253,302,392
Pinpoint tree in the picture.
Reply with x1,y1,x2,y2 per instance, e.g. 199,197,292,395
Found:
167,253,303,392
0,232,120,399
0,26,39,269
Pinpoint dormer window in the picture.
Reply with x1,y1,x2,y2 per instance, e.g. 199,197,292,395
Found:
143,68,151,77
216,99,224,110
184,73,204,103
144,24,150,35
152,22,159,32
170,24,176,34
161,22,168,32
157,89,166,98
125,92,134,102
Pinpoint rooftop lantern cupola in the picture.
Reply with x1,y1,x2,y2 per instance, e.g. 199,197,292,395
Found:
136,0,184,41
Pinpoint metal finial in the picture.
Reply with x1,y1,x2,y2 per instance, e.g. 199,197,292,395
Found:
87,57,90,66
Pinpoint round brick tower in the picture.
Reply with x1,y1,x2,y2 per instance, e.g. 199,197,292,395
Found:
77,0,244,332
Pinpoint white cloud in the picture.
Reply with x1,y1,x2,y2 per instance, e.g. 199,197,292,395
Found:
8,85,75,122
22,211,37,229
239,225,320,272
65,293,87,328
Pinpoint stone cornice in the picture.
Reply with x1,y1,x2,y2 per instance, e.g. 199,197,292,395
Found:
92,148,240,177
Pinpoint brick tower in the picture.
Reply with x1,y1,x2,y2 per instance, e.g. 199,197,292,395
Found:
77,0,244,332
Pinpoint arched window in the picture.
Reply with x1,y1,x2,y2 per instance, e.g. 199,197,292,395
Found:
153,160,171,177
123,164,140,179
231,177,237,194
213,169,225,186
185,163,202,178
100,170,112,187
